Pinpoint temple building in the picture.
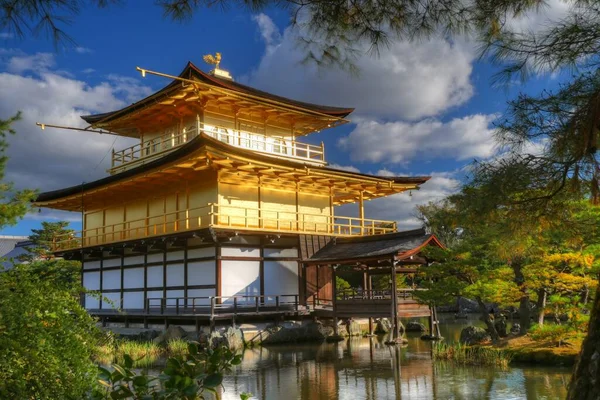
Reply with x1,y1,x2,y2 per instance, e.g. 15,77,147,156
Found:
35,58,440,335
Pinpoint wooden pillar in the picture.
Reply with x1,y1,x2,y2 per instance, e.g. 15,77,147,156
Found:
429,306,434,336
358,191,365,235
391,257,400,340
332,265,338,335
368,267,373,335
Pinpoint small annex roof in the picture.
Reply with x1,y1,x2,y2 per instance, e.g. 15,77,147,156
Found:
35,133,430,209
1,240,33,270
305,228,444,264
81,62,354,129
0,235,28,258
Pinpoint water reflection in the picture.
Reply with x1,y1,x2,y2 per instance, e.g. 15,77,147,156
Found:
219,330,570,399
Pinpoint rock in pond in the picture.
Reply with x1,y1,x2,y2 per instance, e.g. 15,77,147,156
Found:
405,321,426,332
261,321,334,345
459,326,491,345
209,327,245,351
375,319,392,334
153,326,187,345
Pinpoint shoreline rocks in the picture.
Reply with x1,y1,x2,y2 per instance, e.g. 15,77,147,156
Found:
459,326,491,345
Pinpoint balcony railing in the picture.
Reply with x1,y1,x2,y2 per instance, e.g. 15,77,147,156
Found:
110,122,326,174
52,203,397,251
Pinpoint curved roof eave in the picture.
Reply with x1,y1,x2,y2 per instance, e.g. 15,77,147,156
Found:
35,133,430,204
81,62,354,126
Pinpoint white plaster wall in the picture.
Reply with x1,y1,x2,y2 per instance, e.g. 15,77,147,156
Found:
101,292,121,309
264,260,299,302
102,270,121,290
83,260,100,270
146,290,163,308
147,265,163,287
221,260,260,304
103,258,121,268
166,250,185,261
166,263,185,287
187,288,215,305
264,248,299,258
83,271,100,291
123,267,144,289
122,292,144,309
221,247,260,257
124,255,144,265
188,246,215,258
166,289,184,306
147,253,163,263
85,294,100,309
188,260,215,285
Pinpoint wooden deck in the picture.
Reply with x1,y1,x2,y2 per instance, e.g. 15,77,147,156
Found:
90,291,433,331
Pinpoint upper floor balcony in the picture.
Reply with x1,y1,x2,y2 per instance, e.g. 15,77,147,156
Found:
109,122,326,174
51,203,397,251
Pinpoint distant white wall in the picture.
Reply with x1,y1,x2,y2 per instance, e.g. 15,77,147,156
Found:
221,260,260,304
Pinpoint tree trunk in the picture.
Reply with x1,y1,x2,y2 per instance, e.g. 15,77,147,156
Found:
582,285,590,306
567,280,600,400
513,261,531,334
536,289,547,327
477,296,500,343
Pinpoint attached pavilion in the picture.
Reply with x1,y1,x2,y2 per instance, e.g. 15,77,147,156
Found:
303,228,444,340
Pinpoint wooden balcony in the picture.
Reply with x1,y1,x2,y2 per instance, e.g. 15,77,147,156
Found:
52,203,397,251
109,122,326,174
335,289,431,318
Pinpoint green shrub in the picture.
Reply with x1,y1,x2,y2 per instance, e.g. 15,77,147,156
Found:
529,323,573,346
115,341,162,368
91,344,247,399
167,338,189,358
0,261,101,399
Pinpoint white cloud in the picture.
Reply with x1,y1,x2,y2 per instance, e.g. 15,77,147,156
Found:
245,14,476,121
106,74,153,103
75,46,93,54
252,14,281,53
26,209,82,223
338,114,498,164
0,52,149,193
364,171,461,229
508,0,572,34
328,163,361,173
0,32,13,39
5,52,55,74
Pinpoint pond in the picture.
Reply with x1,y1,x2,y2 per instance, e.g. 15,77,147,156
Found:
216,316,571,400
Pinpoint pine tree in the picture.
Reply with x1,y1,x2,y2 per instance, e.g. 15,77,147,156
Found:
0,113,35,231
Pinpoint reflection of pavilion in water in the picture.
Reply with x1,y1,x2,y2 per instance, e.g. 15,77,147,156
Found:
219,335,570,399
220,336,436,400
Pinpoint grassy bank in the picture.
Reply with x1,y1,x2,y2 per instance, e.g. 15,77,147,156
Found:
435,335,582,368
95,338,191,368
492,335,582,366
433,342,512,368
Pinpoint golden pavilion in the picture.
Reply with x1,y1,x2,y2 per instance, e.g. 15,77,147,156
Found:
35,58,440,337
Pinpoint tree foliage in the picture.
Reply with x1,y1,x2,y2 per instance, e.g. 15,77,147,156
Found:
418,193,599,343
91,344,246,400
0,112,35,229
19,220,75,262
0,260,100,399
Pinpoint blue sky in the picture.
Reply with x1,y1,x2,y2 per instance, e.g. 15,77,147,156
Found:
0,1,567,237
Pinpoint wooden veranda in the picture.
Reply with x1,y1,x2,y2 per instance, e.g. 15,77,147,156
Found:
303,229,444,341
